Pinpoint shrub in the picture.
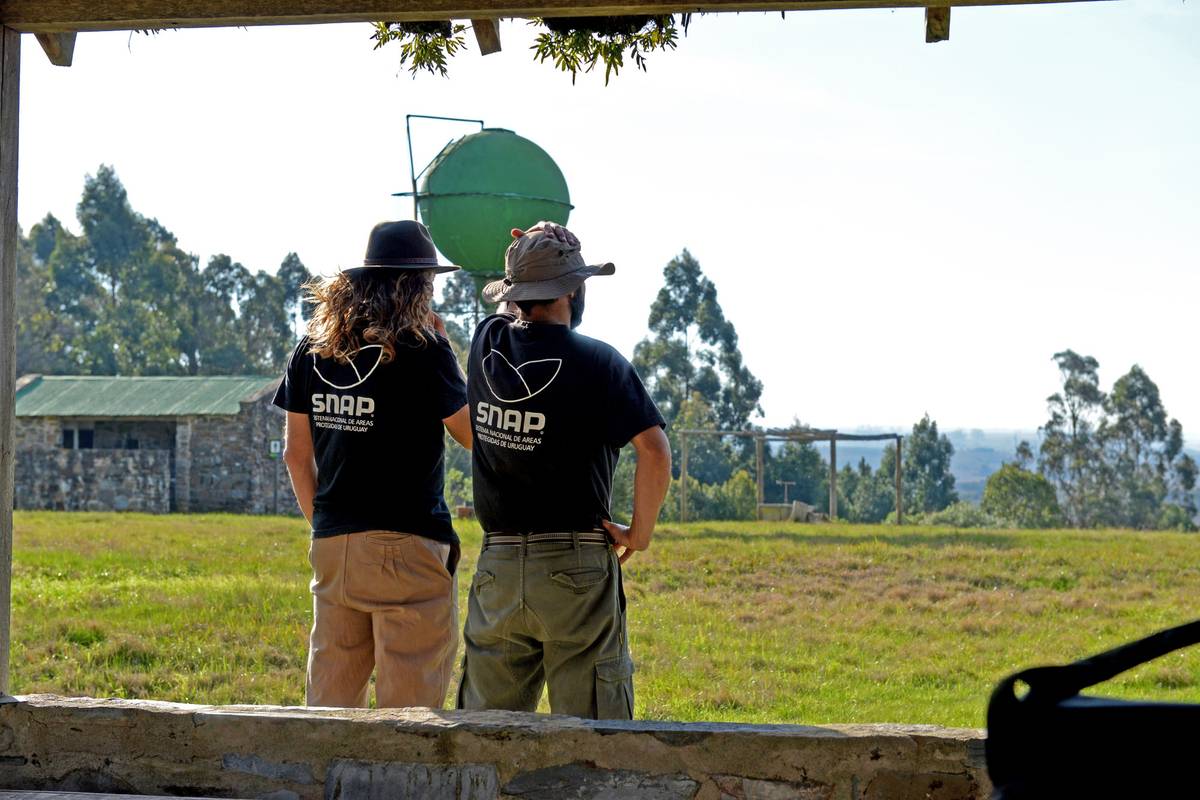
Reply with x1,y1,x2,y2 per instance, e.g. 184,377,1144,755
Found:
982,464,1064,528
926,501,999,529
662,469,758,521
1158,504,1198,533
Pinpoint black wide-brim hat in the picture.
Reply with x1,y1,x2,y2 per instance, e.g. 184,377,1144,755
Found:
342,220,459,276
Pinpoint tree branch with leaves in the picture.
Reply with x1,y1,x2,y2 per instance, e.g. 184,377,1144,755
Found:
372,15,693,82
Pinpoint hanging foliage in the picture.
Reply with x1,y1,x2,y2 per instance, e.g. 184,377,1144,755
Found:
532,15,681,84
372,15,693,82
371,21,469,77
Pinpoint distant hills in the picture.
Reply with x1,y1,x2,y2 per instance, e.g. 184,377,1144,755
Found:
943,430,1031,503
828,428,1200,505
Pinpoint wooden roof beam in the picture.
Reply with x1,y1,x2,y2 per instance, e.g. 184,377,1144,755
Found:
0,0,1098,34
34,32,76,65
471,17,501,54
925,5,949,41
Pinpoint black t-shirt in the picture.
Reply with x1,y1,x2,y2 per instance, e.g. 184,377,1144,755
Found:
468,314,665,533
273,333,467,542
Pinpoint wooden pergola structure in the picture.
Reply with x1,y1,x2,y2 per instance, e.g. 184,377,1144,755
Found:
677,428,902,522
0,0,1092,699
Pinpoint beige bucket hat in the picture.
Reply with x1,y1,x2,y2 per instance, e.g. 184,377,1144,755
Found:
482,227,614,304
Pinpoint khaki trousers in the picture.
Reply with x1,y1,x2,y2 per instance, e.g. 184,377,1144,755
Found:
307,531,458,709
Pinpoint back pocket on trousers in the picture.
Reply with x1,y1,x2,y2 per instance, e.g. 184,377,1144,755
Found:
594,655,634,720
550,567,608,594
366,532,412,545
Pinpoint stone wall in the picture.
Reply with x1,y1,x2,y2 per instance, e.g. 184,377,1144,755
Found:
14,417,58,450
188,413,254,513
244,391,296,516
0,696,991,800
13,449,172,513
187,391,295,516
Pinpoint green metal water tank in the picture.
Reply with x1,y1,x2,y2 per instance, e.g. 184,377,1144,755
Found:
416,128,572,276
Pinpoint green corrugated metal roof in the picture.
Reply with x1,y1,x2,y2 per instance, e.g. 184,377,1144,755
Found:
15,375,279,417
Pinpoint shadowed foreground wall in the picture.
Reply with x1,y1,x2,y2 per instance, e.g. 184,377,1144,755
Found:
0,695,990,799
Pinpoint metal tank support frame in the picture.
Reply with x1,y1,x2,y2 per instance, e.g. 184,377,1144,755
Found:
400,114,486,220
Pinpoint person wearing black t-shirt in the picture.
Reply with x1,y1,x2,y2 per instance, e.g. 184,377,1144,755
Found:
457,222,672,720
274,220,471,709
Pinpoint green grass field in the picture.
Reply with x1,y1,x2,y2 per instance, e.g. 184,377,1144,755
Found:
11,512,1200,727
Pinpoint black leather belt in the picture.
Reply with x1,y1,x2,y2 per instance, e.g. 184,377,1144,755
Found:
484,531,610,548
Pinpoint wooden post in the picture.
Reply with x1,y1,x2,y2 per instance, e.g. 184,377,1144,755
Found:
35,32,76,66
754,434,764,521
925,6,950,42
470,19,501,54
0,26,19,697
895,436,903,525
828,437,838,521
679,432,689,524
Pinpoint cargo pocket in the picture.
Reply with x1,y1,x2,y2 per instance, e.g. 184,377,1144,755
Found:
471,570,495,594
550,567,608,594
594,655,635,720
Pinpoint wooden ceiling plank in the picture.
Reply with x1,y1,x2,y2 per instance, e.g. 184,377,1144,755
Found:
1,0,1098,34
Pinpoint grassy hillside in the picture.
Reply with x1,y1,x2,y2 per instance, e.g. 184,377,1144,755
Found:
11,512,1200,727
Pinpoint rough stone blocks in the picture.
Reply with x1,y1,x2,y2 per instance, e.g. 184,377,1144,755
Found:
0,696,991,800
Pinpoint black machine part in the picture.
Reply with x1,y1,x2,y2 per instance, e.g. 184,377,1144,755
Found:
986,618,1200,799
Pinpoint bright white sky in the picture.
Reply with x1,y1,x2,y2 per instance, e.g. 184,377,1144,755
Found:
17,1,1200,441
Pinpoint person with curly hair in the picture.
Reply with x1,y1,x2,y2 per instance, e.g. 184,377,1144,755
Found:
274,220,471,709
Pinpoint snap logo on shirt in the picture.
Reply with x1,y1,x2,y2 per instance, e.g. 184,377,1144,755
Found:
475,402,544,434
313,393,375,417
313,345,385,390
482,351,562,403
309,346,381,433
476,349,556,452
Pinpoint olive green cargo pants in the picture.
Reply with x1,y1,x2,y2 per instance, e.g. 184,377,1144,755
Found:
456,540,634,719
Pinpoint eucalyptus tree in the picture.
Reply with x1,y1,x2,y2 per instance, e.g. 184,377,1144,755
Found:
16,167,311,377
1103,365,1196,528
1037,351,1195,529
1039,350,1108,527
903,414,958,515
632,248,762,431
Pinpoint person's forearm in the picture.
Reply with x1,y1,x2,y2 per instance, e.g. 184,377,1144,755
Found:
629,451,671,546
444,405,473,451
285,459,317,526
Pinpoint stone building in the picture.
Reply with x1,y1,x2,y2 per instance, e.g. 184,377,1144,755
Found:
14,375,296,515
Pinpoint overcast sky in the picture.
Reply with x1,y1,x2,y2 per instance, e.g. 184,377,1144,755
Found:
17,1,1200,441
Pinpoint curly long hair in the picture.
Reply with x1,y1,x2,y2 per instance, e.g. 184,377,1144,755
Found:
304,269,434,364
